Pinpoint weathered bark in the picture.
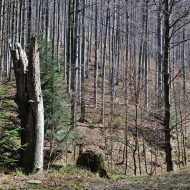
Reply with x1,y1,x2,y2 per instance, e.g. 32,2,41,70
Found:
9,42,28,168
9,36,44,174
27,36,44,173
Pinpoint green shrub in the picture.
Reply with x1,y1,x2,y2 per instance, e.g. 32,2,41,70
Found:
37,33,73,165
0,128,22,166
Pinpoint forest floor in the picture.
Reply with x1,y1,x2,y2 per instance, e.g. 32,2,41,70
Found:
0,164,190,189
0,78,190,189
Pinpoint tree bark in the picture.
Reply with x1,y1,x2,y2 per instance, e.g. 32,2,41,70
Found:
163,0,173,172
94,0,98,108
80,0,86,122
10,36,44,174
0,0,4,85
9,42,28,168
27,36,44,173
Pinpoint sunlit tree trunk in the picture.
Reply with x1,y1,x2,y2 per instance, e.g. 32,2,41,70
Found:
100,0,109,123
124,0,129,175
144,0,149,109
71,0,79,159
94,0,98,108
156,0,162,108
0,0,4,85
10,36,44,174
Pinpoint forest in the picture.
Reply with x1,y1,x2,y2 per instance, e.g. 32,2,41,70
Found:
0,0,190,189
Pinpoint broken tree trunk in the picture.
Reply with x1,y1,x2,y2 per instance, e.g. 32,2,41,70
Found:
77,150,109,178
9,42,28,168
9,36,44,174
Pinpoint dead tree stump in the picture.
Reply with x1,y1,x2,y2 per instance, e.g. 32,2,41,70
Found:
76,150,109,178
9,36,44,174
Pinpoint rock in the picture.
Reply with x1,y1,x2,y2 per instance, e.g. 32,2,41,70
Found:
27,180,42,184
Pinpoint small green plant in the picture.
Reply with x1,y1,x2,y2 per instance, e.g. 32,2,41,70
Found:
10,184,17,190
65,180,75,187
136,173,149,178
0,127,22,166
15,167,23,176
27,184,35,190
75,185,83,190
2,179,9,184
109,117,124,129
49,174,54,180
0,111,6,126
111,174,128,180
59,165,80,174
115,117,125,128
0,88,5,96
2,100,14,108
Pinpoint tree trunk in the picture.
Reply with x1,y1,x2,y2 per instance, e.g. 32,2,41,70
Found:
94,0,98,108
100,1,109,123
0,0,4,85
156,0,162,108
10,36,44,174
71,0,79,159
80,0,86,121
163,0,173,172
124,0,129,175
28,0,32,43
9,42,28,168
27,36,44,173
144,0,149,109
